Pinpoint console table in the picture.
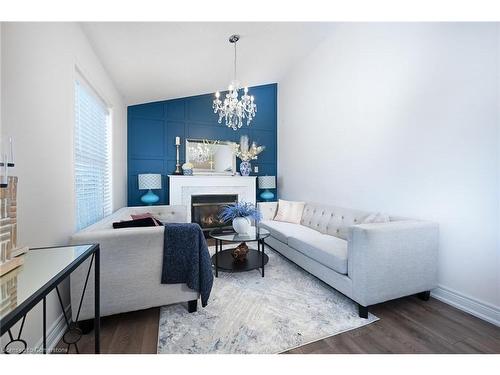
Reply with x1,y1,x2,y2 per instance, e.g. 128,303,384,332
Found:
0,244,100,354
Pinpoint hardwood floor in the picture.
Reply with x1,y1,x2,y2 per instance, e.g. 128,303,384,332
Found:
56,295,500,354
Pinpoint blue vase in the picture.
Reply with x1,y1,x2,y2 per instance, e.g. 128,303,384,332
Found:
141,189,159,205
240,161,251,176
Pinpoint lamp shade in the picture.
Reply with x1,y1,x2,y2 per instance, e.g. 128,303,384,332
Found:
258,175,276,189
138,174,162,190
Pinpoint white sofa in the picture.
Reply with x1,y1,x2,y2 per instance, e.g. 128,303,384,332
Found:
258,202,439,317
69,205,198,323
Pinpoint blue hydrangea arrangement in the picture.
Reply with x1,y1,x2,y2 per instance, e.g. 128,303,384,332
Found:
219,201,262,223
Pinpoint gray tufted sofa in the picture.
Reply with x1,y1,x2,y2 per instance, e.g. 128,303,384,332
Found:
69,205,198,323
258,202,439,318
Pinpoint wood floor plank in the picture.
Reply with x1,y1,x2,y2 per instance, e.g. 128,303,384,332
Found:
57,296,500,354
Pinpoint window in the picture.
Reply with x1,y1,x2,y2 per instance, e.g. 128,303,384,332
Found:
74,76,112,230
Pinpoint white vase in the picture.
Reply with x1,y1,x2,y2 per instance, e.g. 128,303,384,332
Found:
232,216,251,234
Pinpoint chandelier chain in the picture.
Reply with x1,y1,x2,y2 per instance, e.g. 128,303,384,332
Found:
212,34,257,131
233,41,237,82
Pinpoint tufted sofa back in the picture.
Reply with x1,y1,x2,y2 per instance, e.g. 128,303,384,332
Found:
77,205,187,232
300,203,392,240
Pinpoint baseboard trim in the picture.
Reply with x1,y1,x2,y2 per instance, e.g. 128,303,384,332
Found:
431,286,500,327
34,305,71,353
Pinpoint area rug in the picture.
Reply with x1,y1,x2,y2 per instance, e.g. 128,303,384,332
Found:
157,244,378,354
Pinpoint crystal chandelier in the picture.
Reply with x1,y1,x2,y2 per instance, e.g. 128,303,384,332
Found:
213,34,257,131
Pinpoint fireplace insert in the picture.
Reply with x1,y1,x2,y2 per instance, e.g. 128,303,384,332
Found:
191,194,238,235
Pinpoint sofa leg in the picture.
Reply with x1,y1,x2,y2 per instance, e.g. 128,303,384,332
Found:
417,291,431,301
188,299,198,313
77,319,94,334
358,304,369,319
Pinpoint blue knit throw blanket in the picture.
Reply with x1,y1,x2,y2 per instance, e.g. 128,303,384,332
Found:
161,223,214,307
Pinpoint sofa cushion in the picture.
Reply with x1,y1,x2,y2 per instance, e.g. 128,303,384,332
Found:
288,233,348,275
259,220,319,245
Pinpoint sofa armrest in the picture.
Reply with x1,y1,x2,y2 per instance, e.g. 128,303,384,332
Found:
257,202,278,221
348,220,439,306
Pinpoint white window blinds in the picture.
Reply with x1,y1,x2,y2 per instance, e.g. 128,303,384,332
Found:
74,78,112,230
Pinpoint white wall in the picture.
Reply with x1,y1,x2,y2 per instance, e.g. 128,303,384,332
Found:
279,23,500,318
1,22,127,350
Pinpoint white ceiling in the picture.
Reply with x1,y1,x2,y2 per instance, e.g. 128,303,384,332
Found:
81,22,335,105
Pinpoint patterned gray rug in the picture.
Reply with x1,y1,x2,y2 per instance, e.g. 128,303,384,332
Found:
157,244,378,354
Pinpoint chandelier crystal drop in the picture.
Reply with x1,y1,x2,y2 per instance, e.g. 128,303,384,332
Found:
213,34,257,131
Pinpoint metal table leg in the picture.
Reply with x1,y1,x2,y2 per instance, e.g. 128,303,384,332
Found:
261,239,265,277
3,316,27,354
215,239,219,277
94,246,100,354
42,297,46,354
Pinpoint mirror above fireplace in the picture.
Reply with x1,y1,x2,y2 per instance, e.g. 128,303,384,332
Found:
185,139,237,175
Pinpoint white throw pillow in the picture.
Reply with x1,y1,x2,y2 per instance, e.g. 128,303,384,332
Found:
361,212,390,224
273,199,306,224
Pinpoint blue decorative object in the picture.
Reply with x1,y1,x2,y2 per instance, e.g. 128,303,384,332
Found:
141,190,160,205
219,201,262,223
138,173,162,206
258,175,276,201
127,83,277,206
183,169,193,176
260,190,274,201
240,161,251,176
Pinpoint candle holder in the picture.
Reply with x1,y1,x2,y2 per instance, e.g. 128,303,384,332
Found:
173,144,182,175
1,137,15,188
0,162,14,188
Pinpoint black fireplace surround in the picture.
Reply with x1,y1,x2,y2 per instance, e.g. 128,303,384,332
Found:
191,194,238,234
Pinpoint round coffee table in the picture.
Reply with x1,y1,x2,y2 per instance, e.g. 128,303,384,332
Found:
209,227,270,277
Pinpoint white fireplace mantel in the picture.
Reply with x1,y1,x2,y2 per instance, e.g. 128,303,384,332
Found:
168,175,257,222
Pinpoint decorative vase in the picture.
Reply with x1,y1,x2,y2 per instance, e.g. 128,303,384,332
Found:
232,216,251,234
240,161,251,176
183,169,193,176
231,242,249,263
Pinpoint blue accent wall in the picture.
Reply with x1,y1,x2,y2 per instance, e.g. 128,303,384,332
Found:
127,83,278,206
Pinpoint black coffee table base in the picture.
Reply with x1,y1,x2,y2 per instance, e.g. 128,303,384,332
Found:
211,249,269,274
209,229,271,278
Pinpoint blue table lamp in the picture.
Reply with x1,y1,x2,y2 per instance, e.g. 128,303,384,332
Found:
258,175,276,201
138,174,162,205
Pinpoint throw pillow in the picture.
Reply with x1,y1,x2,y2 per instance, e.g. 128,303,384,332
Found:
273,199,306,224
113,217,162,229
131,212,161,226
360,212,390,224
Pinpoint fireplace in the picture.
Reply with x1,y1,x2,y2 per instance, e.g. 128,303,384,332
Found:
191,194,238,234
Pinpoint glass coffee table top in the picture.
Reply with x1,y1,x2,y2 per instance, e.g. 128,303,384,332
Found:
209,227,270,242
